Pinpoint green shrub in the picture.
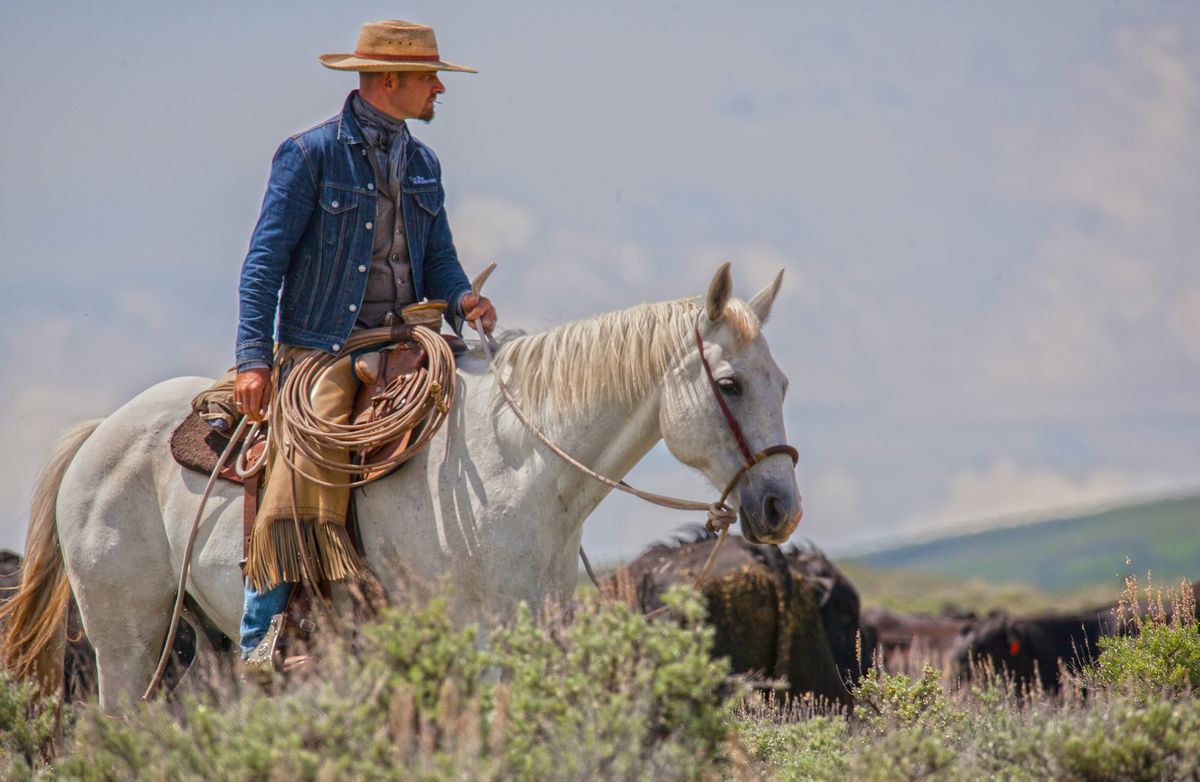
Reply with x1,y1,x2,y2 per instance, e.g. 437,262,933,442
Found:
30,576,1200,782
843,723,959,781
852,665,965,739
1084,578,1200,704
48,586,732,782
1087,623,1200,703
1045,698,1200,781
0,671,59,781
732,713,847,781
490,585,733,780
358,597,488,710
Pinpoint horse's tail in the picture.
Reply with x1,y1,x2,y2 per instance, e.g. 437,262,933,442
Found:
0,419,103,693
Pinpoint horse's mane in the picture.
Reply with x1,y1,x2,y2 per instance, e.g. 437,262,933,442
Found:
493,296,761,423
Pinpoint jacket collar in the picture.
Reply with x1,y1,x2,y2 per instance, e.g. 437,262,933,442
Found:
336,91,367,145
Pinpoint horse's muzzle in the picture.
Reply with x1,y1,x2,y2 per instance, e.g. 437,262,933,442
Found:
738,481,802,544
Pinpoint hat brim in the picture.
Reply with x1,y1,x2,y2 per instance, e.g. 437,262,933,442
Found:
319,53,477,73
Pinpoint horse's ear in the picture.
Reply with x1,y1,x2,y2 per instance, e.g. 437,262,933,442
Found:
706,262,733,321
749,269,785,324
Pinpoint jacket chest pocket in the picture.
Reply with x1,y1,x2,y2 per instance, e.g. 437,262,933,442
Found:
409,188,443,217
404,188,443,242
319,188,359,248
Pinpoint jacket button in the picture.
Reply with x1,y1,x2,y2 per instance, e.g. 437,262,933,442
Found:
331,200,339,208
348,304,357,312
357,265,367,272
367,183,375,190
331,343,342,352
365,222,373,230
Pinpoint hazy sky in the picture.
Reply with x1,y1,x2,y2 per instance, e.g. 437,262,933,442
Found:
2,1,1198,562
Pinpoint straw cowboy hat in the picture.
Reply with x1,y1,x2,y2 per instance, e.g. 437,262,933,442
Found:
320,20,477,73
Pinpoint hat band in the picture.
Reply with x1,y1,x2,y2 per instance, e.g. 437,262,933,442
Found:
353,51,442,62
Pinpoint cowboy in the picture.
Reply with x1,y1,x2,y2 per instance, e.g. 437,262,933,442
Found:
233,19,496,670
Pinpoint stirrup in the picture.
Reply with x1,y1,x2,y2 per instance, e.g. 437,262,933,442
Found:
242,612,285,680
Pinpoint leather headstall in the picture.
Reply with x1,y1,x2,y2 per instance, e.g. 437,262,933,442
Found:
692,311,799,507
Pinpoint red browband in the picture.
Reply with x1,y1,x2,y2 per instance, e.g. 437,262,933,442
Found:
353,51,442,62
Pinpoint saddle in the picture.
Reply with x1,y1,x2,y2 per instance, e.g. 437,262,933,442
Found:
169,329,467,486
169,412,261,484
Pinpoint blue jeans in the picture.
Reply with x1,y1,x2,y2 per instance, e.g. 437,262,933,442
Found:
239,581,293,657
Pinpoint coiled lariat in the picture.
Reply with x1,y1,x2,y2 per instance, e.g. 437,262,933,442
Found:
269,325,456,489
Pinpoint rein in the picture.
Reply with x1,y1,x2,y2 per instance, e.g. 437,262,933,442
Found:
469,264,798,597
143,416,249,701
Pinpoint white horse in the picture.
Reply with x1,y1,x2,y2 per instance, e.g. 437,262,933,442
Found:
1,265,802,711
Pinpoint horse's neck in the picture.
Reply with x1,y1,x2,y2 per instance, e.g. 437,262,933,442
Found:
562,393,662,504
505,368,664,523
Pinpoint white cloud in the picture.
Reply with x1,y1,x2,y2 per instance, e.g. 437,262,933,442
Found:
980,232,1158,388
904,459,1142,534
965,22,1200,415
451,194,539,263
1003,25,1198,229
487,228,657,330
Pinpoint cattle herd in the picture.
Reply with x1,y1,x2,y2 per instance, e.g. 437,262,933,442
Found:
2,538,1198,704
620,530,1200,702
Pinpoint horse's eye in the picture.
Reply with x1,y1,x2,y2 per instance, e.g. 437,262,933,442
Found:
717,376,741,396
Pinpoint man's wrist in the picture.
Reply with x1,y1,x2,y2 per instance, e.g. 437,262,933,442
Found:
237,360,272,373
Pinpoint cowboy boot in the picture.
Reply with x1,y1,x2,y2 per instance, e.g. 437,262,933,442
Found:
241,612,285,684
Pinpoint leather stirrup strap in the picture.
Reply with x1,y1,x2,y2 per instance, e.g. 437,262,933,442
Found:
242,471,259,569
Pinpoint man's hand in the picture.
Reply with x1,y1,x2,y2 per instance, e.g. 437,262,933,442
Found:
234,367,272,422
460,293,497,334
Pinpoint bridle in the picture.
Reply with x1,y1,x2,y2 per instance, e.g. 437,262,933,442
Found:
470,263,800,593
691,310,800,512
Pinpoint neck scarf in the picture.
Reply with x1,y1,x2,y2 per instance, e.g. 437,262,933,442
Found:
351,92,410,196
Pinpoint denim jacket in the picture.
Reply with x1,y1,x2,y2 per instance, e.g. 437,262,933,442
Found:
236,92,472,369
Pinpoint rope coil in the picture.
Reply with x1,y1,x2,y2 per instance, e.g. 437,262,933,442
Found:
270,325,457,488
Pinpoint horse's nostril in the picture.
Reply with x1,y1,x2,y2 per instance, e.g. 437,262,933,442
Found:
764,495,785,526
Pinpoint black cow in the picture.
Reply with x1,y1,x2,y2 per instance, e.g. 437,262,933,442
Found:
953,580,1200,695
626,531,854,708
952,607,1120,693
782,545,876,685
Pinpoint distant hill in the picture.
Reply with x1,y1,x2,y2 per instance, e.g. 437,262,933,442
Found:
846,494,1200,593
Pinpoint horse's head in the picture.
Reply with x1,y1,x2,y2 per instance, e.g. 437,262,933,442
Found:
660,263,802,545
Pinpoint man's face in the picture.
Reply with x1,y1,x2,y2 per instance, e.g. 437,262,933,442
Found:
388,71,444,122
